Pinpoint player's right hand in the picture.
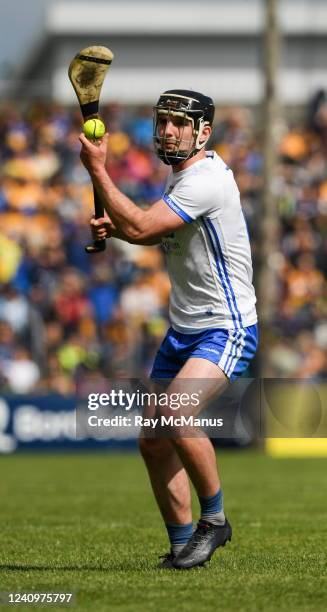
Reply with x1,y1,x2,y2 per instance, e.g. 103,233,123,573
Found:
90,216,113,241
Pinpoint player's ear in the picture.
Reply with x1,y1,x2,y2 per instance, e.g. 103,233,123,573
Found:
199,124,211,145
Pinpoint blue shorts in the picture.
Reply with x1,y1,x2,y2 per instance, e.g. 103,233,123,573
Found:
150,324,258,380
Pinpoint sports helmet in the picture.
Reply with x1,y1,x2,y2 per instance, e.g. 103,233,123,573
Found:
153,89,215,166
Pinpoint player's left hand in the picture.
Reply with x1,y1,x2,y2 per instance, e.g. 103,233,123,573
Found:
90,214,115,240
79,132,109,174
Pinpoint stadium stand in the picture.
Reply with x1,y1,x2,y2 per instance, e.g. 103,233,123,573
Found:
0,98,326,393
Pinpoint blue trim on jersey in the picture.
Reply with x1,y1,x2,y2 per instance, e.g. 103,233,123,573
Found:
229,324,258,379
202,218,238,329
150,325,258,380
163,195,193,223
224,329,245,376
206,218,243,329
223,330,238,375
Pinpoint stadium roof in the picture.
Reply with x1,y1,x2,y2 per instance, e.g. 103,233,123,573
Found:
47,0,327,36
7,0,327,104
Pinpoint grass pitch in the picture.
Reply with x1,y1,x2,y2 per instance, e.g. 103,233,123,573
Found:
0,450,326,611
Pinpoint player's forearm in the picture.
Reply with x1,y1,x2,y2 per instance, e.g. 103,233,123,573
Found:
110,227,160,246
91,166,156,242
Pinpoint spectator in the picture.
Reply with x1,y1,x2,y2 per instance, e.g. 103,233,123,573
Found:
3,347,40,393
0,99,326,390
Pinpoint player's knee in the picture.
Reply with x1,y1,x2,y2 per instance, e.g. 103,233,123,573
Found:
170,436,191,450
139,436,172,459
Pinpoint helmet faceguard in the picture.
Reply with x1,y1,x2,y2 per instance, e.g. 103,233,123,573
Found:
153,89,215,166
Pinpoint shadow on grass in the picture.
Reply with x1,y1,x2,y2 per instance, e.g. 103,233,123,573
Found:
0,561,153,572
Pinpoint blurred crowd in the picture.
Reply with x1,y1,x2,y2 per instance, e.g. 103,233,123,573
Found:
0,93,326,394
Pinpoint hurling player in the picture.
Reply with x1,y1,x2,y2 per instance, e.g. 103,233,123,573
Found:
80,89,258,569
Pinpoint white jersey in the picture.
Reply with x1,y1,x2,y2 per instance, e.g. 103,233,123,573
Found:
161,151,257,333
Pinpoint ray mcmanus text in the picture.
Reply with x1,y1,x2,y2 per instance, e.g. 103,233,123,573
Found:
87,415,224,429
